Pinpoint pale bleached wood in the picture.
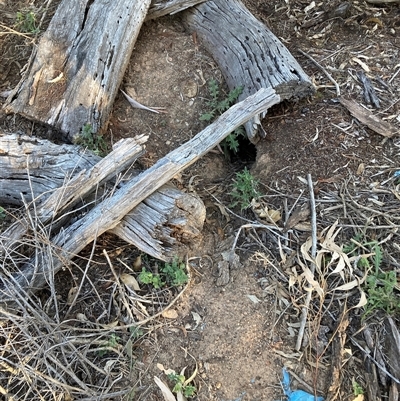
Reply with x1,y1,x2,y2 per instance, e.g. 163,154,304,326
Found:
340,98,399,138
3,0,152,142
0,88,280,307
0,133,204,263
111,185,205,260
181,0,314,143
0,132,146,207
147,0,207,20
0,134,147,258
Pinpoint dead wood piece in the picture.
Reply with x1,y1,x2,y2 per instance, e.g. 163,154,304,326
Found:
365,359,382,401
325,311,349,401
0,132,145,208
389,383,399,401
147,0,207,20
340,97,399,138
111,185,206,260
0,133,204,263
181,0,314,143
3,0,152,142
0,88,280,307
383,317,400,380
301,2,352,29
366,0,400,3
358,71,380,108
0,134,147,257
364,326,387,386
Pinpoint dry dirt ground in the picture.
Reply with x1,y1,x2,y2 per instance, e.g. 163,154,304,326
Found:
1,1,400,401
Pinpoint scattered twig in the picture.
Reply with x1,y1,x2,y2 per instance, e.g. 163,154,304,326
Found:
357,70,380,108
298,49,340,97
350,337,400,384
121,89,167,114
295,174,317,351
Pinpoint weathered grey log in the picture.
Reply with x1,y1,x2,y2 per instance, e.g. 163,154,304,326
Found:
181,0,315,143
0,88,281,307
0,134,146,255
147,0,207,20
111,184,206,259
0,131,138,207
0,133,204,262
3,0,152,142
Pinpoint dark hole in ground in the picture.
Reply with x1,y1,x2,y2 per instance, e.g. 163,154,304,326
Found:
228,133,257,165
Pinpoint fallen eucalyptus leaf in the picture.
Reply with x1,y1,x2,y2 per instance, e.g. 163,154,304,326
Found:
120,273,141,291
162,309,179,319
154,376,176,401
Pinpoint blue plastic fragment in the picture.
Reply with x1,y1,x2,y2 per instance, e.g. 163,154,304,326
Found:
393,170,400,178
281,368,324,401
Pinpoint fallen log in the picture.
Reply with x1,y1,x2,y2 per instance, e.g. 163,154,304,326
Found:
3,0,152,142
0,131,100,206
181,0,315,143
0,88,281,307
0,133,205,262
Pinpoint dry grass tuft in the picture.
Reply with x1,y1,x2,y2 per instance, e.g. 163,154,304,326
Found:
0,208,191,400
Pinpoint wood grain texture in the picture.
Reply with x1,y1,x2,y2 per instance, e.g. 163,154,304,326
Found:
340,97,399,137
0,88,280,307
3,0,151,142
182,0,314,142
147,0,207,20
0,133,204,267
0,133,144,206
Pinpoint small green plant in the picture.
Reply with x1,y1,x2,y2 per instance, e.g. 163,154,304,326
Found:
138,259,188,289
162,258,188,287
200,79,244,155
352,379,364,396
230,167,260,210
98,333,120,357
129,326,144,339
364,267,400,317
0,207,6,220
167,373,196,398
200,79,243,122
75,123,107,156
345,238,400,318
16,11,39,34
138,267,164,289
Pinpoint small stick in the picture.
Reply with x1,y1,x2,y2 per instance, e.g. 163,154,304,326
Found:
298,49,340,97
295,174,318,351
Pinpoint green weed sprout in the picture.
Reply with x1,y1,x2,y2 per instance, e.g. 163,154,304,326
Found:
230,167,260,210
167,373,196,398
352,379,364,396
200,79,244,155
98,333,120,357
75,123,107,157
162,258,188,287
16,11,39,34
138,268,164,289
138,259,188,289
345,237,400,318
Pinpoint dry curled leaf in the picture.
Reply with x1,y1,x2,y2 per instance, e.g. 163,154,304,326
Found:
154,376,176,401
120,273,141,291
67,286,78,305
162,309,179,319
